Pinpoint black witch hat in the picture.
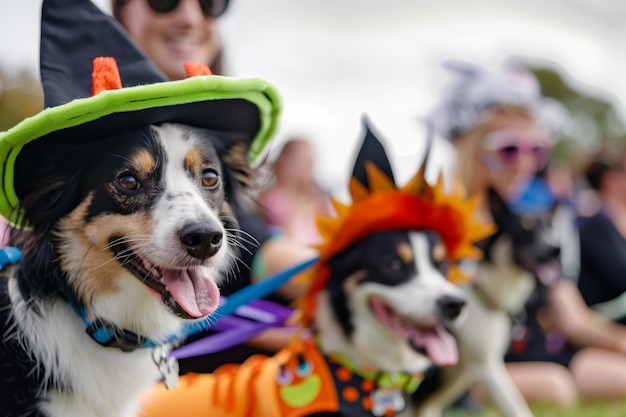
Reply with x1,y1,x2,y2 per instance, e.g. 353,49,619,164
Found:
0,0,281,224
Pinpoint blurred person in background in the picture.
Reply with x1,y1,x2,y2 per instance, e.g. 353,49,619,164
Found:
260,137,330,247
578,146,626,326
428,59,626,406
112,0,317,372
112,0,227,78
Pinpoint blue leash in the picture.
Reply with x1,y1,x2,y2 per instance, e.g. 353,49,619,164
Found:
0,246,317,350
81,256,318,349
169,256,318,345
0,247,22,268
215,257,317,319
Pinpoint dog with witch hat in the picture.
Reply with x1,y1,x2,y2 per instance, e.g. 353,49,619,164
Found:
0,1,281,416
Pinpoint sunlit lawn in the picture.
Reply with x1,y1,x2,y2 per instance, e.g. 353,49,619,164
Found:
449,400,626,417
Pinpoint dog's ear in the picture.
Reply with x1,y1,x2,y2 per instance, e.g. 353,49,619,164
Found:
487,187,513,223
351,115,395,189
10,171,83,250
213,133,258,209
221,141,256,190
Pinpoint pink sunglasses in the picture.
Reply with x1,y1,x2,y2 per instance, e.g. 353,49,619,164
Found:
481,129,554,172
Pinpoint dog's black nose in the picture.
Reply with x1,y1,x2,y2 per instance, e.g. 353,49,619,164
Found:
179,223,223,260
437,295,466,320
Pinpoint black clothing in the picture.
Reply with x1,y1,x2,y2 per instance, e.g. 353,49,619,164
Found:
504,286,578,368
578,213,626,325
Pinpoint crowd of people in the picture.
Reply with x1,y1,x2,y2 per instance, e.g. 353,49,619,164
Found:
6,0,626,414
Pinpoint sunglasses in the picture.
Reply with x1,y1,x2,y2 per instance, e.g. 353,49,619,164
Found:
482,129,554,172
146,0,230,17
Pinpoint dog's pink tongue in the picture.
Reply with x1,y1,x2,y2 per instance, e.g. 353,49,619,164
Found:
369,297,458,367
162,269,220,318
536,261,561,286
410,325,458,367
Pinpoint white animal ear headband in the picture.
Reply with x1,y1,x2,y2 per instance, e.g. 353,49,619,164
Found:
425,59,570,141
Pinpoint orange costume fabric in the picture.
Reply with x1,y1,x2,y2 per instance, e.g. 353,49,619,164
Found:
139,338,422,417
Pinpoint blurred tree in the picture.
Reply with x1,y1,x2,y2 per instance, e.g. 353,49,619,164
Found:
0,68,43,131
526,64,626,163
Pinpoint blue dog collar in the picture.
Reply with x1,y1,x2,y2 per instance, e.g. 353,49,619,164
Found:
0,247,22,269
0,245,316,352
75,256,318,351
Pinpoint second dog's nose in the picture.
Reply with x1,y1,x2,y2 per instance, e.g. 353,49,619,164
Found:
437,295,466,320
179,223,223,260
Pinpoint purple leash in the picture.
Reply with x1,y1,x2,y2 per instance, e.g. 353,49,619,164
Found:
168,256,317,357
171,298,296,359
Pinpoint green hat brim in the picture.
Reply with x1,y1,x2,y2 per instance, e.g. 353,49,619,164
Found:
0,75,281,225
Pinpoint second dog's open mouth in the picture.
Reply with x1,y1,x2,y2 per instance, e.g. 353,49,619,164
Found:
110,242,220,320
523,259,561,286
369,296,458,367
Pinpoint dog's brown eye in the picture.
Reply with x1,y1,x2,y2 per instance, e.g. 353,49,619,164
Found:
432,244,447,263
202,169,220,189
118,174,140,190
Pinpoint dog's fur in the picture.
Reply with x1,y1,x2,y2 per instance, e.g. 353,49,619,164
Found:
139,229,468,417
316,229,467,378
0,123,254,417
413,189,561,417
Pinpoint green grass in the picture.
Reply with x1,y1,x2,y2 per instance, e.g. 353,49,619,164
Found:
449,400,626,417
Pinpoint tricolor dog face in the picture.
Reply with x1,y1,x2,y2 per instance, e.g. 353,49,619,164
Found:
316,229,466,375
13,123,248,340
483,187,562,287
1,122,258,417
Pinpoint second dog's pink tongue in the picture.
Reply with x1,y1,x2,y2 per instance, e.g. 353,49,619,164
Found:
536,261,561,286
410,325,458,367
369,297,458,367
162,269,220,318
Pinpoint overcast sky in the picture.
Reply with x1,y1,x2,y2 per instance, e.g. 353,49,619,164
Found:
3,0,626,191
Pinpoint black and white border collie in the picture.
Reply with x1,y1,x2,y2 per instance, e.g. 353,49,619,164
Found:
0,123,252,417
316,230,466,377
